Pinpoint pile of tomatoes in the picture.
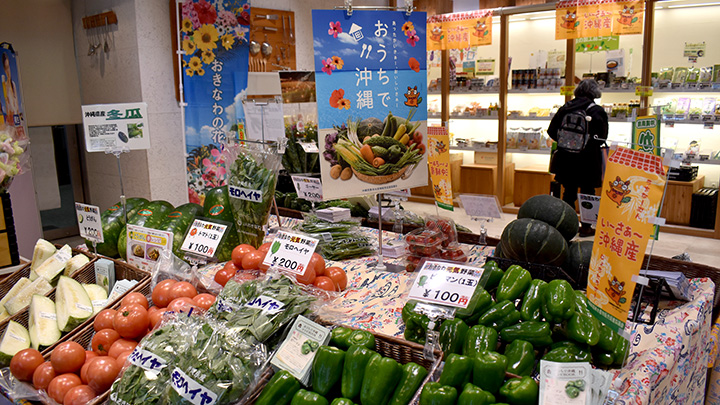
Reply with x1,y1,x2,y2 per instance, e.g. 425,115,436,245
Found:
214,243,349,292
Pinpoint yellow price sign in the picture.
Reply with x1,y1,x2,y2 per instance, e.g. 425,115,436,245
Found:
560,85,575,96
635,86,653,97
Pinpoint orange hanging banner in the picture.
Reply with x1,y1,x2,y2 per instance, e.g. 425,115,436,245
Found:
427,15,445,51
556,0,581,40
557,0,642,40
426,10,492,50
578,0,614,38
611,0,644,35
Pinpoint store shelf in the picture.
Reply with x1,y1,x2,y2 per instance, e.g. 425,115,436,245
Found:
447,115,500,120
507,148,551,155
662,118,720,126
450,145,498,152
653,86,720,93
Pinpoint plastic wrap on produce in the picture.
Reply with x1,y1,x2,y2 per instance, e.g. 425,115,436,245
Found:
294,214,375,261
0,368,42,403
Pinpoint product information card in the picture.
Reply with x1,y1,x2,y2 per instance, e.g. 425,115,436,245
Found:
408,260,484,309
271,315,331,385
82,102,150,152
126,225,173,272
539,361,592,404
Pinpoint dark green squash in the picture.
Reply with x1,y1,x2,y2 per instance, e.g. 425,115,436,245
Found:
500,218,568,266
202,186,241,262
157,203,203,260
517,194,579,241
564,240,593,286
357,117,384,140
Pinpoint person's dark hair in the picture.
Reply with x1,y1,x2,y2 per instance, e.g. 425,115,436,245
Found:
574,78,602,99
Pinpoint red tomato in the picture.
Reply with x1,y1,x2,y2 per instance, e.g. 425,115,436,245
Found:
47,373,82,404
51,342,86,374
115,350,133,369
309,253,326,276
313,276,338,292
63,385,96,405
113,305,149,339
258,242,272,253
91,329,121,356
86,356,120,393
232,244,256,267
167,297,198,314
10,348,44,381
85,351,97,361
215,262,238,287
169,281,197,301
33,361,55,391
193,293,216,310
325,266,348,291
80,360,91,384
121,292,149,309
151,279,177,308
147,305,158,316
107,339,138,359
296,266,316,285
241,250,265,270
148,307,168,329
93,309,117,332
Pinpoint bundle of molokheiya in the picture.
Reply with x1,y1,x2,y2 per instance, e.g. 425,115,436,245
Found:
294,214,375,261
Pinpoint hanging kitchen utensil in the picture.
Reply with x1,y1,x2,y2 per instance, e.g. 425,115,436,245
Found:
87,27,96,56
261,34,272,57
249,40,261,55
255,14,279,20
103,24,110,53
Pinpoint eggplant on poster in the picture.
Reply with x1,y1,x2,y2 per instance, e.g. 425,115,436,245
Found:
312,10,428,200
180,0,250,206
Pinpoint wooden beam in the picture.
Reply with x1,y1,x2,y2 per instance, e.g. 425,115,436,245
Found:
565,38,575,103
497,14,509,202
639,0,655,116
438,0,453,127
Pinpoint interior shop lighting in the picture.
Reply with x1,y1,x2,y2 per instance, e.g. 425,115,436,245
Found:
666,1,720,7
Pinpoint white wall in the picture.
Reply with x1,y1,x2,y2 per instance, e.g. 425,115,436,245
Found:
28,127,61,211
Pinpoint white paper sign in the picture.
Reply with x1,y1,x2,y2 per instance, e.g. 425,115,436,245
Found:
539,361,592,405
262,231,319,276
170,367,218,405
291,175,323,202
228,184,263,203
270,315,331,386
126,225,173,271
408,261,485,309
75,202,104,243
244,295,285,314
578,194,601,225
180,219,227,259
82,102,150,152
129,348,168,373
244,101,285,142
459,194,503,219
299,141,319,153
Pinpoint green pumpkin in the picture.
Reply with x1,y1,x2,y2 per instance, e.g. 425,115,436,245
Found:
518,194,579,241
500,218,568,266
357,117,384,140
564,240,593,285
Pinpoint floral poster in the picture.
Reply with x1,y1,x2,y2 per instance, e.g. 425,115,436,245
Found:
0,46,27,142
426,11,492,51
312,10,429,200
180,0,250,205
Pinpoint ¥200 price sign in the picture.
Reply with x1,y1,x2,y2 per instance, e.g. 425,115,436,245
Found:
408,261,485,309
180,219,227,259
75,202,104,243
262,231,319,276
291,175,323,203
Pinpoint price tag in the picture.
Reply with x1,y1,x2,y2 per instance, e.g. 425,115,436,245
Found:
408,261,485,309
129,348,168,373
299,141,319,153
180,219,227,259
578,194,601,225
635,86,654,97
665,121,675,128
560,85,575,96
459,194,503,219
704,122,714,130
170,367,218,405
262,231,319,276
126,225,173,272
291,175,323,202
75,202,104,243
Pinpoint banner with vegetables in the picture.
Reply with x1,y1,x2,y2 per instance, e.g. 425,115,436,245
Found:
427,127,454,211
556,0,642,40
586,146,666,332
426,10,493,51
181,0,251,206
312,9,429,200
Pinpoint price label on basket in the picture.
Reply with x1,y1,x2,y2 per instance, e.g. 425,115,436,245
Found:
291,175,324,202
635,86,654,97
262,231,319,276
75,202,104,243
408,260,485,309
180,219,227,259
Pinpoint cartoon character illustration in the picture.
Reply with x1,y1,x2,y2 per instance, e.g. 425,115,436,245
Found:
618,5,637,26
404,86,422,107
606,176,632,207
605,276,627,305
434,184,443,197
518,136,528,148
529,138,539,149
435,140,447,154
560,9,579,30
473,20,488,38
430,25,443,42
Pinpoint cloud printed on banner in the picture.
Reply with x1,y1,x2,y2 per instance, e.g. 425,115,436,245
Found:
337,32,357,45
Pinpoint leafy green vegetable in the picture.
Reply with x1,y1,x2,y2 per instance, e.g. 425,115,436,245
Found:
295,215,374,260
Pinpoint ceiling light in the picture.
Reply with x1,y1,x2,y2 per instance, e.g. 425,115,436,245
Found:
667,1,720,7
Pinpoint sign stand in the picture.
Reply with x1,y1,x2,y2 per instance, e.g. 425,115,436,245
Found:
104,146,130,224
371,194,405,273
387,193,408,234
412,302,455,360
458,194,503,246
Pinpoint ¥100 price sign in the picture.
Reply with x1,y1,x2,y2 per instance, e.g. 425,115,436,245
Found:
180,219,227,259
408,261,485,309
75,202,104,243
291,175,323,203
262,231,319,276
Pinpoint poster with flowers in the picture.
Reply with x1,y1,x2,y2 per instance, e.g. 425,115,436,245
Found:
180,0,250,205
312,10,428,200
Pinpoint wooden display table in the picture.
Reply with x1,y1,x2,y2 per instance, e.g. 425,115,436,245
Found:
660,176,705,226
459,163,514,205
513,167,554,207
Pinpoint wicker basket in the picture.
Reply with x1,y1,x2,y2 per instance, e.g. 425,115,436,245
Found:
643,255,720,309
243,322,443,405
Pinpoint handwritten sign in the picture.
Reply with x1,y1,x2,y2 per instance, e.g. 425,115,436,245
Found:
291,175,324,202
262,231,319,276
408,260,484,309
228,184,263,203
180,219,227,259
244,295,285,314
578,194,601,224
75,202,104,243
129,348,168,373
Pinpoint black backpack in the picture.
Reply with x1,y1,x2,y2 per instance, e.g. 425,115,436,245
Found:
556,103,595,153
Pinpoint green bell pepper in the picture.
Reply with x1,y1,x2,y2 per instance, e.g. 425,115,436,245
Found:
597,324,619,352
542,341,591,362
291,389,329,405
457,383,496,405
496,265,532,302
499,376,539,405
520,279,547,322
341,345,376,399
403,300,434,344
612,336,630,366
419,382,458,405
256,370,301,405
312,346,346,396
472,351,507,394
499,321,553,348
566,312,600,346
389,362,428,405
331,327,353,349
541,280,576,323
477,300,518,327
592,348,615,366
330,400,354,405
463,325,498,358
565,385,580,398
504,339,535,376
438,353,473,388
439,318,469,357
456,286,493,324
491,310,522,331
360,354,403,405
574,290,592,317
480,261,505,291
347,330,376,350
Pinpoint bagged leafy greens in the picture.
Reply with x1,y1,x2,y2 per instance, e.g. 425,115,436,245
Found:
295,214,375,260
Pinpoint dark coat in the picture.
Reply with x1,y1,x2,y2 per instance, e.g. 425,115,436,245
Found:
548,96,609,188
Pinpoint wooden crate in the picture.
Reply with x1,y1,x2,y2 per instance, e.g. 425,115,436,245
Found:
513,167,554,207
660,176,705,225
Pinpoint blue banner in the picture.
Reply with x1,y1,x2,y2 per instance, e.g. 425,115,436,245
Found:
0,45,27,142
181,0,250,205
312,10,428,200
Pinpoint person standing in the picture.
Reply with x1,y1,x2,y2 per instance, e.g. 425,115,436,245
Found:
548,79,608,237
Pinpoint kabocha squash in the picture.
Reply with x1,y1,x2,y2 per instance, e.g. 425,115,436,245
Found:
564,240,593,285
357,116,384,140
500,218,568,266
517,194,579,241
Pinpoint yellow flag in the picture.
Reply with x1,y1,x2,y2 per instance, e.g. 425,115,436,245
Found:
428,127,454,211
